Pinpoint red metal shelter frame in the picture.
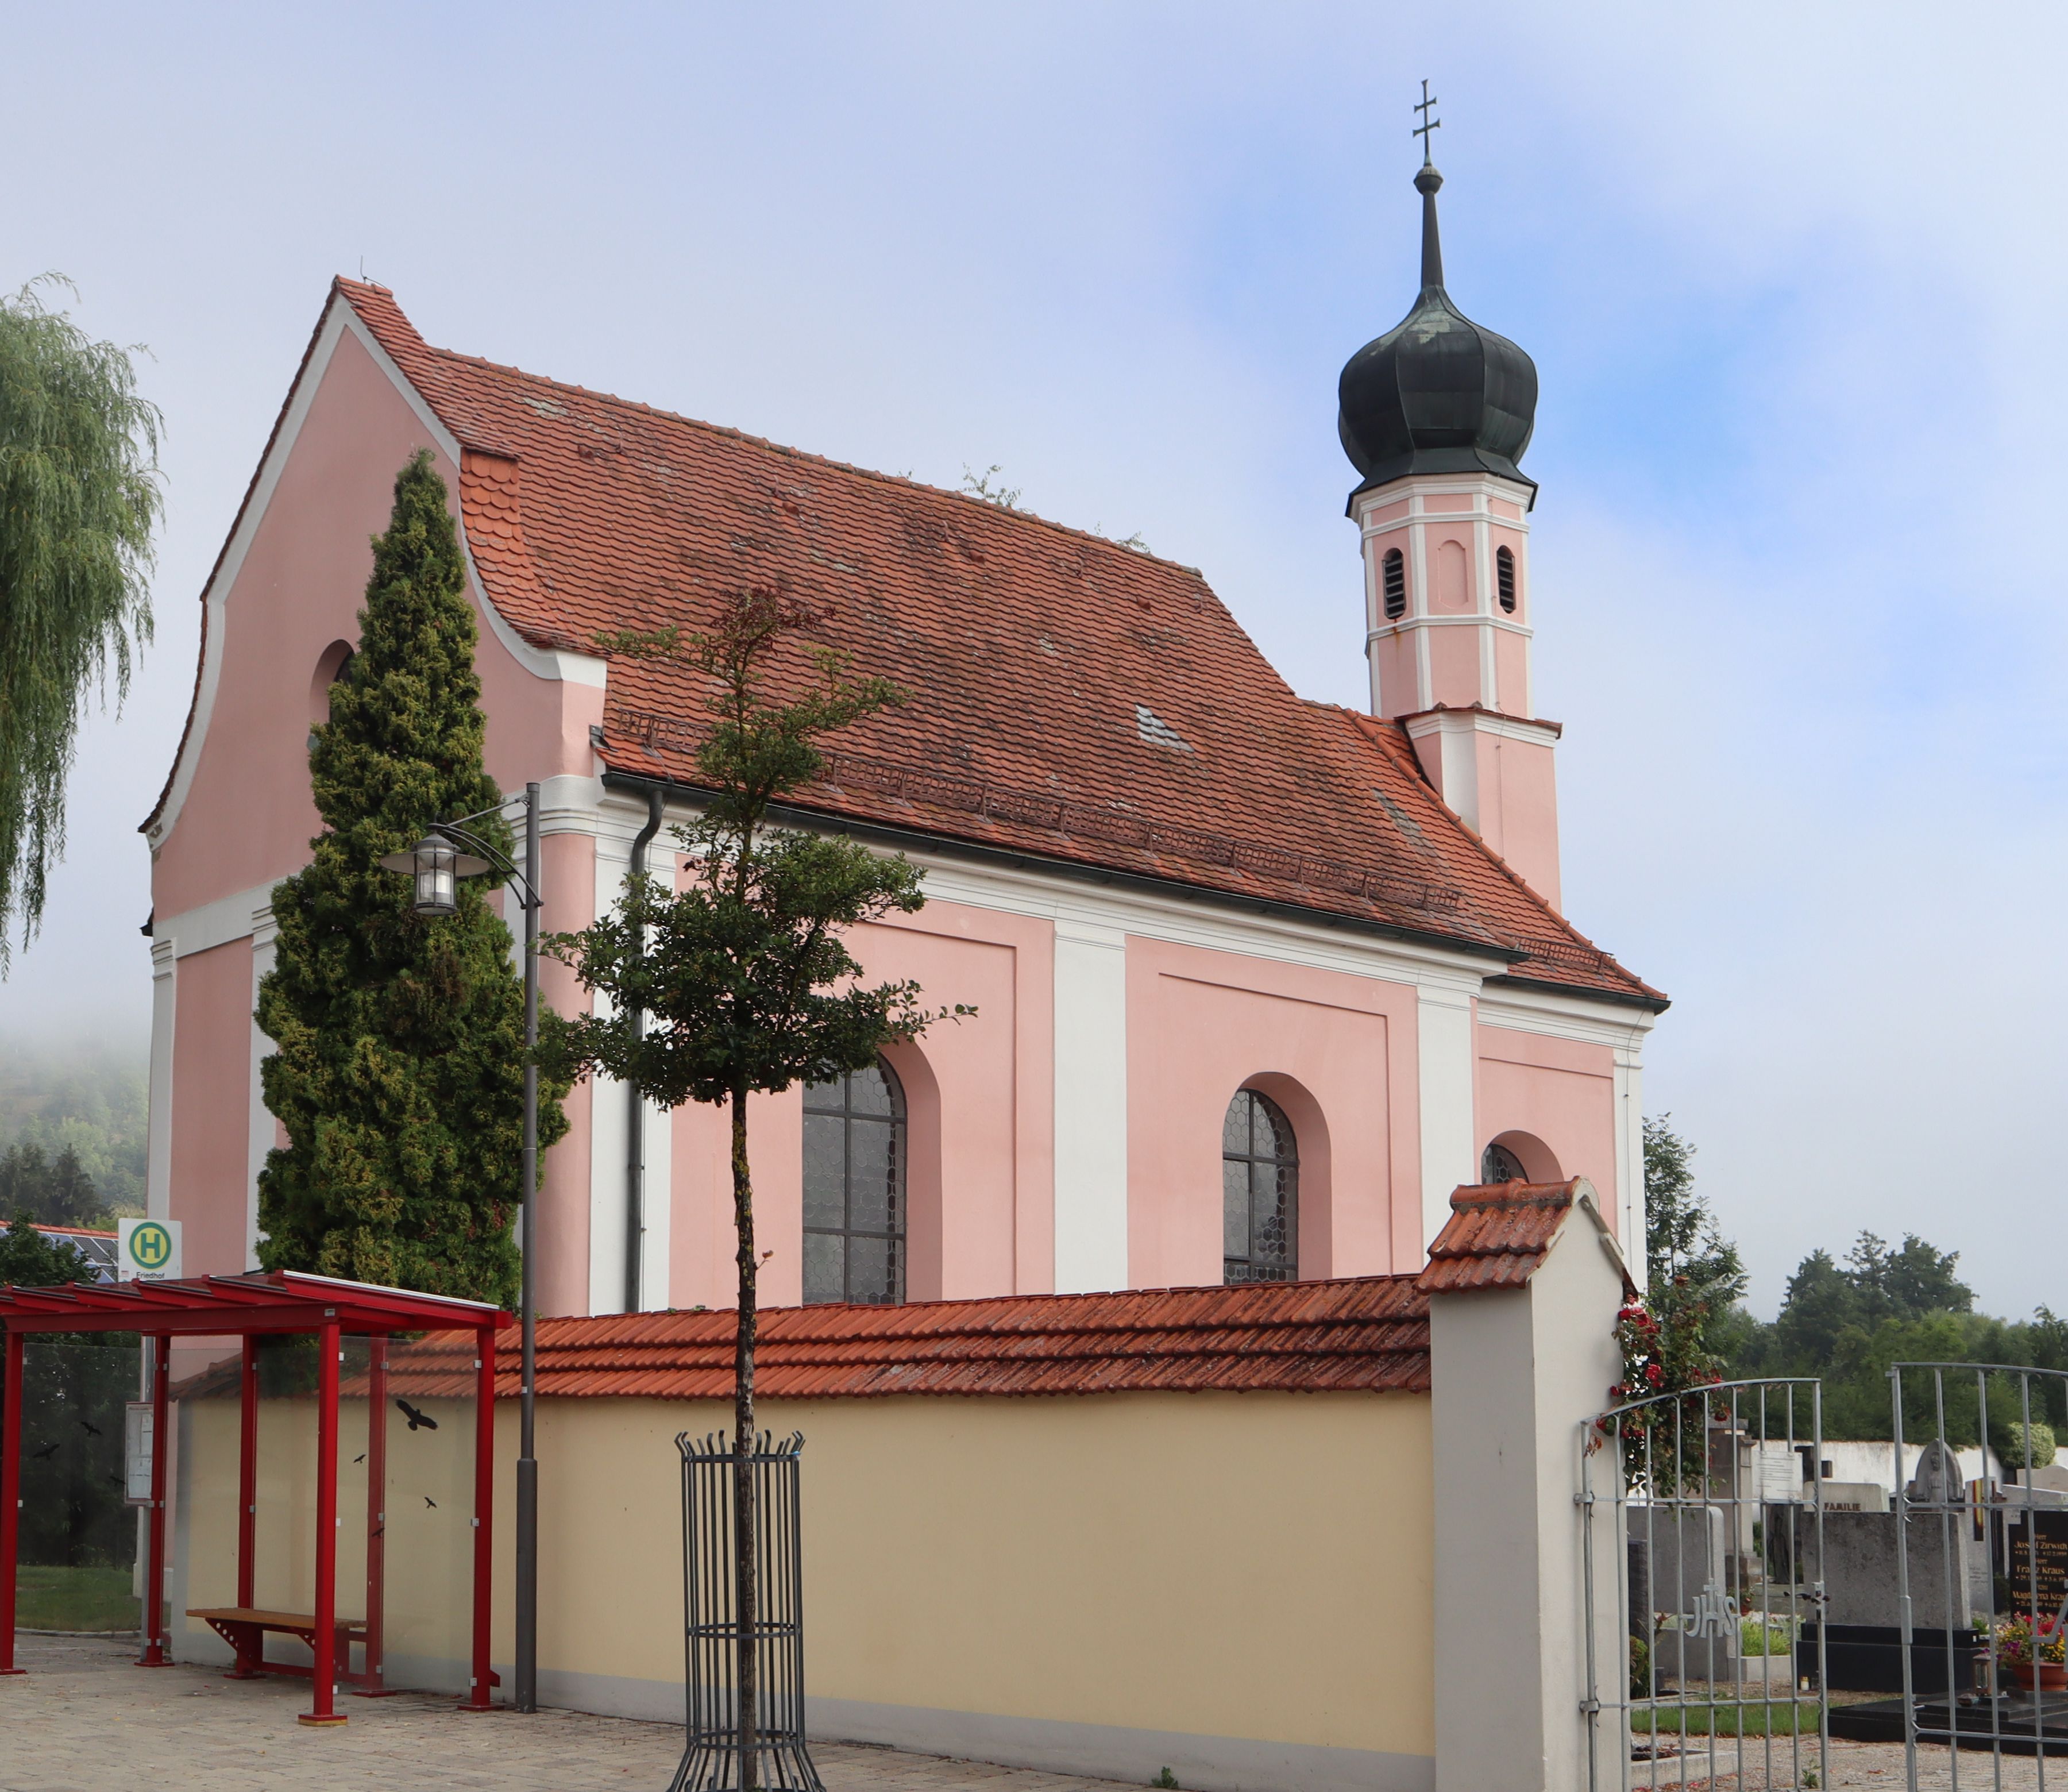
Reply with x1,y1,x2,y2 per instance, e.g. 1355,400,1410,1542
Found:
0,1270,508,1725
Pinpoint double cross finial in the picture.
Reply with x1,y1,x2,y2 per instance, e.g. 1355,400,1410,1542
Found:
1413,79,1440,165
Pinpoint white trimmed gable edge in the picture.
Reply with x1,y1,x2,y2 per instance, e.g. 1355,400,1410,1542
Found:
145,291,605,851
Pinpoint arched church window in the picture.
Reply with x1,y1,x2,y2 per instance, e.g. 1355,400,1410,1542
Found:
802,1058,906,1305
308,642,356,750
1496,546,1517,614
1481,1140,1529,1184
1382,548,1407,621
1223,1089,1298,1284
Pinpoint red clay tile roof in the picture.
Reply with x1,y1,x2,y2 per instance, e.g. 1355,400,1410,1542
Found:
1417,1179,1637,1296
317,279,1657,1004
175,1277,1432,1402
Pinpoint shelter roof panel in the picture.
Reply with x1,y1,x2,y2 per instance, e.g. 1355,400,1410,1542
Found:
0,1270,509,1337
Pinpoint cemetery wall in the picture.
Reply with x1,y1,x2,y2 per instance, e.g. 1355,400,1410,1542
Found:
166,1383,1438,1792
514,1388,1438,1790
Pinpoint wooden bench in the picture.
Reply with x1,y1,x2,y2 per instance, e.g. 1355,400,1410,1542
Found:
187,1607,367,1683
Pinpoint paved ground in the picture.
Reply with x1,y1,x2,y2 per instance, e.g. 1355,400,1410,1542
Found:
1619,1735,2058,1789
5,1633,2063,1791
0,1633,1137,1792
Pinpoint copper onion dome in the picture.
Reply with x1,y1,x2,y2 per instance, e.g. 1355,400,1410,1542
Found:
1337,162,1538,508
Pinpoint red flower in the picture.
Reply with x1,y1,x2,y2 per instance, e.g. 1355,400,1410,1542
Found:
1645,1363,1665,1387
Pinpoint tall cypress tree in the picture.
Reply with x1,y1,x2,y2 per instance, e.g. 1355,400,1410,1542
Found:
256,450,567,1306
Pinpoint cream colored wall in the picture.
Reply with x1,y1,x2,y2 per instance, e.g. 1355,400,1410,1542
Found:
175,1389,477,1678
172,1383,1435,1762
522,1389,1434,1758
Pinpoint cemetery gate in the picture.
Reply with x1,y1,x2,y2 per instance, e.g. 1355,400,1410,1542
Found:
1886,1361,2068,1783
1581,1378,1828,1792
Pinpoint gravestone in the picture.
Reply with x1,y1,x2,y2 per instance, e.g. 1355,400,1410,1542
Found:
1629,1505,1739,1680
1907,1439,1965,1506
1800,1509,1989,1628
1627,1537,1650,1639
1817,1481,1889,1513
2007,1508,2068,1614
1627,1505,1729,1616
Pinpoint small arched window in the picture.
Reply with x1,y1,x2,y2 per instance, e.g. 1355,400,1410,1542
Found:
308,641,357,750
1481,1140,1529,1184
1382,547,1407,621
1496,546,1518,614
802,1058,906,1305
1223,1089,1298,1284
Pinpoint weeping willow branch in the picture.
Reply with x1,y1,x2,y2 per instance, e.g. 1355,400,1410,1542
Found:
0,275,162,968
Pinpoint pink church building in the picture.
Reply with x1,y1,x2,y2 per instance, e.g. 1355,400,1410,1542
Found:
140,166,1664,1319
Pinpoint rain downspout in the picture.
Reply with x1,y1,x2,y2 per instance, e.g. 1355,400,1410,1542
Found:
625,785,665,1313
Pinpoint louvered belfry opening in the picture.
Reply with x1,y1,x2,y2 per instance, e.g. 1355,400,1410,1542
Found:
669,1431,823,1792
1496,545,1517,614
1382,546,1407,619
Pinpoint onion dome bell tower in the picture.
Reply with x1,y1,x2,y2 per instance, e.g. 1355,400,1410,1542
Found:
1342,135,1564,910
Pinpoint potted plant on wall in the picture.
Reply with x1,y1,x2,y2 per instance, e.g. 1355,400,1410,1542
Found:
1993,1612,2068,1691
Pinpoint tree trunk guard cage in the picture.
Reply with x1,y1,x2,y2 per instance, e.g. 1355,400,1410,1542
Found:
0,1270,508,1725
670,1431,824,1792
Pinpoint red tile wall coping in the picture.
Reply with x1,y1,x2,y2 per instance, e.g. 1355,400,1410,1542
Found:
164,1185,1634,1402
172,1276,1433,1403
1417,1179,1637,1296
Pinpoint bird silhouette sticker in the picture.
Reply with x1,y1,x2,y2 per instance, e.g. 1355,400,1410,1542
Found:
31,1442,59,1462
77,1419,102,1438
424,1496,437,1509
396,1400,438,1432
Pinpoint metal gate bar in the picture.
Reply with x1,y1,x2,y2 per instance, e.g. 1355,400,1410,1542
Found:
1891,1362,2068,1788
1584,1378,1828,1791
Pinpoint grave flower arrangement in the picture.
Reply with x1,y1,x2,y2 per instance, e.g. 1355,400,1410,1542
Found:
1992,1613,2067,1669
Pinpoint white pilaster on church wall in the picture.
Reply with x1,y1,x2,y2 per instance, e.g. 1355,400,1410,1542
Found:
246,907,278,1271
1614,1046,1646,1275
1051,916,1129,1293
584,790,676,1317
146,938,176,1224
1415,982,1478,1252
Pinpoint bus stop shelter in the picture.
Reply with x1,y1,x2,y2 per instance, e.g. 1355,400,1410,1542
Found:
0,1270,508,1724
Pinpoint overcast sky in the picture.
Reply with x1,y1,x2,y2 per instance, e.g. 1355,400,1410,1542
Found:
6,3,2063,1317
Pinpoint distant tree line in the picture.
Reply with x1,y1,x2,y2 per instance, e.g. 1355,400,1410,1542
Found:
0,1038,146,1226
0,1139,108,1226
1645,1117,2068,1447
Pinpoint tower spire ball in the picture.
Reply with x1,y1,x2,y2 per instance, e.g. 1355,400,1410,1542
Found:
1412,79,1440,167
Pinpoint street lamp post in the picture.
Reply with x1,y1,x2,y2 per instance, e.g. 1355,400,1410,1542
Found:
381,780,543,1713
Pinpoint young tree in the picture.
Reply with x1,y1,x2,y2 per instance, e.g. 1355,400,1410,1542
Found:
0,277,161,968
256,451,568,1307
547,586,966,1790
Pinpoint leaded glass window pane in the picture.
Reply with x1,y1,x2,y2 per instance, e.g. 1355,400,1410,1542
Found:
801,1058,906,1305
1222,1089,1298,1285
1480,1142,1528,1184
